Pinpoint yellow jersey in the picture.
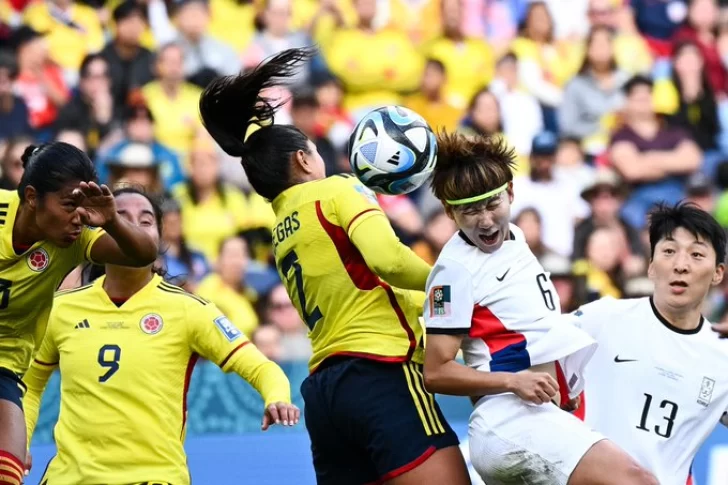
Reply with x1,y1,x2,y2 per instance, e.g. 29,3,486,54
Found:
196,273,259,336
140,81,203,158
0,190,104,375
24,274,290,485
271,175,426,372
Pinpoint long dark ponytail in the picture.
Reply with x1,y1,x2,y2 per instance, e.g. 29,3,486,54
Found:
198,47,316,201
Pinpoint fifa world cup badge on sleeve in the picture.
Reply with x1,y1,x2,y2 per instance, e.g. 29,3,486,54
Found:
697,376,716,407
430,285,451,317
214,316,243,342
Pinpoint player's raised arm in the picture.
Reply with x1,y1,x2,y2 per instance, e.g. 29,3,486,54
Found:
336,181,432,291
423,259,559,404
188,303,299,429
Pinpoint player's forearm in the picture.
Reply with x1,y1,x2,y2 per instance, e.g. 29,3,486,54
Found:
21,364,54,447
423,359,513,397
227,345,292,406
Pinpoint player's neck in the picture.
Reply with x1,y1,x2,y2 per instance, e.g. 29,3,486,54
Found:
651,296,703,332
102,267,154,300
13,205,43,247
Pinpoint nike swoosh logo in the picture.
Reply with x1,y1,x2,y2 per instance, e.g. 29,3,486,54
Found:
614,356,638,363
496,268,510,282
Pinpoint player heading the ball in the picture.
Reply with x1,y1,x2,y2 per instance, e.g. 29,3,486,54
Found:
423,132,658,485
23,187,297,485
198,47,471,485
0,142,158,485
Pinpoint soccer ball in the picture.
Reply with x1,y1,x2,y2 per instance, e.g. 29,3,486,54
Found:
348,106,438,195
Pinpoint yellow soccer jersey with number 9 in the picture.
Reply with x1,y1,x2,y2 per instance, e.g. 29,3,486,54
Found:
0,190,104,375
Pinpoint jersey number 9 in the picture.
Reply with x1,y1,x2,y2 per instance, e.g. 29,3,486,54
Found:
281,250,323,330
98,344,122,383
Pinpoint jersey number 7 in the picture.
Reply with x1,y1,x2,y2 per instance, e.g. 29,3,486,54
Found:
281,250,323,330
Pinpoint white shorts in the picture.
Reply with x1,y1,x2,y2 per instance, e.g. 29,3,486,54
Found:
468,393,605,485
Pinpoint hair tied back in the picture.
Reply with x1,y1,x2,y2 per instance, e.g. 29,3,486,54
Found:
20,144,41,169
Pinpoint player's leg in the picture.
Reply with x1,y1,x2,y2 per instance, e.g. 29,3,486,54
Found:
362,361,469,485
568,440,658,485
0,370,27,485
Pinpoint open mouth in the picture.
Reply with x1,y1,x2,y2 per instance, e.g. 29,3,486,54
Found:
669,280,688,294
479,230,500,246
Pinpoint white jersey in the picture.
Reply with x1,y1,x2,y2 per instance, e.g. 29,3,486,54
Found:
424,225,596,398
568,296,728,485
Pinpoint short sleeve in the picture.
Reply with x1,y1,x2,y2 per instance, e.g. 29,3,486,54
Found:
424,258,475,335
332,178,385,236
564,297,616,341
77,226,106,264
187,301,250,369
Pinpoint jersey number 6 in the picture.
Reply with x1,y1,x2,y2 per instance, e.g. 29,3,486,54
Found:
536,273,556,311
98,344,122,383
281,250,323,330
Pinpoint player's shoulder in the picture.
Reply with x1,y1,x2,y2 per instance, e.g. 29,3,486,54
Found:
0,189,18,215
51,283,96,310
153,279,210,308
574,296,644,320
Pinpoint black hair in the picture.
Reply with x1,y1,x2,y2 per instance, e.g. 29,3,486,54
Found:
0,49,19,79
623,74,653,96
79,53,107,79
113,0,148,23
199,47,316,201
425,58,446,74
496,52,517,66
648,202,727,265
18,142,97,202
291,91,319,111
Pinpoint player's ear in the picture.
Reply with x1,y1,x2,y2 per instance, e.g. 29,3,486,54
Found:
646,260,655,280
24,185,37,210
712,263,725,286
292,148,316,176
443,205,455,221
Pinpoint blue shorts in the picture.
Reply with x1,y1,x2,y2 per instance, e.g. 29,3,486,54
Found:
301,357,459,485
0,367,25,409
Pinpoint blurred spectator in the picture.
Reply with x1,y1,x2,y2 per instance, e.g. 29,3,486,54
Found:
541,251,581,312
559,25,627,157
100,0,154,113
320,0,423,119
171,0,240,87
377,193,424,245
713,160,728,225
260,283,311,361
510,0,582,132
0,49,31,139
457,89,503,140
490,52,544,160
608,74,702,228
22,0,104,80
403,59,462,133
172,138,254,263
97,102,184,192
554,136,594,191
289,91,337,175
513,206,562,263
196,236,259,336
106,142,164,194
0,135,30,189
251,323,283,362
311,72,354,155
411,209,457,265
205,0,256,52
242,0,311,88
159,197,209,289
55,126,84,148
574,226,624,301
511,131,590,256
673,0,726,95
544,0,590,40
661,41,723,176
12,26,68,136
684,170,717,212
572,169,645,277
467,0,525,54
55,53,116,158
387,0,442,46
424,0,494,110
140,42,202,158
630,0,687,56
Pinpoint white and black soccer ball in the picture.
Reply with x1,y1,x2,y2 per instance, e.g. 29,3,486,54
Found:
348,106,437,195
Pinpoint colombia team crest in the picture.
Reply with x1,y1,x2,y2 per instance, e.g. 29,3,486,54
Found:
140,313,164,335
27,248,49,272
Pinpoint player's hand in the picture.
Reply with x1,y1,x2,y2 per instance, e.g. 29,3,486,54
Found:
24,450,31,476
561,395,581,412
73,182,116,228
712,321,728,338
262,402,300,431
508,371,559,405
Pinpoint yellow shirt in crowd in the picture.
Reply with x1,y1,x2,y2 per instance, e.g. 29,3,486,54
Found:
196,273,259,337
510,37,582,89
23,0,104,72
403,93,462,133
141,81,203,159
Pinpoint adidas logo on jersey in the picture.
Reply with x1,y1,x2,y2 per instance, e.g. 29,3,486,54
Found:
75,319,91,329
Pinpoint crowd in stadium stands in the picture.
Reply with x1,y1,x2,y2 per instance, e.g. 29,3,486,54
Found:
3,0,728,362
